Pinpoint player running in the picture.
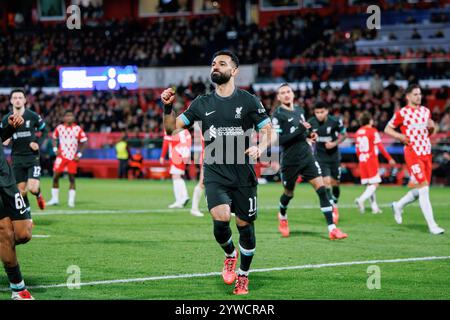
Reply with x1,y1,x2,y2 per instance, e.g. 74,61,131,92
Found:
385,84,444,235
0,112,35,300
46,110,88,208
272,83,348,240
354,111,396,214
160,129,192,209
2,89,47,211
162,50,273,295
308,102,347,223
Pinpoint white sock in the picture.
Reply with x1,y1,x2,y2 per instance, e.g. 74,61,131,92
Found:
279,213,288,220
10,280,25,291
179,178,188,201
51,188,59,202
418,186,438,229
359,185,377,203
225,249,237,258
370,193,379,211
191,185,203,211
397,188,419,210
172,178,182,203
68,189,76,204
328,224,336,232
237,268,249,277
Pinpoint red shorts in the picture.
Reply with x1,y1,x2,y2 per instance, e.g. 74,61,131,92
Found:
404,148,432,185
53,156,78,174
359,158,381,184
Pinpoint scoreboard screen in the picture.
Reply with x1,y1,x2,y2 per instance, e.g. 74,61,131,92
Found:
60,66,138,91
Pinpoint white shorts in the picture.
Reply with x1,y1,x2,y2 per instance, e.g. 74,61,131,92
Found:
361,174,381,185
170,165,185,175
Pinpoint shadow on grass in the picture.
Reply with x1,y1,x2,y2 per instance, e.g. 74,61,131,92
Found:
289,230,328,240
403,224,429,233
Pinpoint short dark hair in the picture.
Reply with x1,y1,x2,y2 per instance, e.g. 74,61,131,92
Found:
406,84,421,94
212,50,239,68
10,88,26,99
277,83,291,91
314,101,328,110
64,109,74,115
359,111,372,126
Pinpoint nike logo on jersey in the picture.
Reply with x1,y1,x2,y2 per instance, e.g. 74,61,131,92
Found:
19,208,30,215
205,111,216,116
288,118,294,122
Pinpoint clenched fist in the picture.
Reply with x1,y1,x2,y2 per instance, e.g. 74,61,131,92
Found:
161,88,176,106
29,142,39,151
8,114,24,128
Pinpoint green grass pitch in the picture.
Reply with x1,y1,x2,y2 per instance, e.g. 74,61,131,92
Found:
1,178,448,300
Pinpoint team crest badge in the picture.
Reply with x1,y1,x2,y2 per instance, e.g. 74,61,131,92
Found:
235,107,243,119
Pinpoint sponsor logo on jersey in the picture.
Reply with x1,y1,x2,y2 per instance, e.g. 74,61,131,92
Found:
317,136,333,142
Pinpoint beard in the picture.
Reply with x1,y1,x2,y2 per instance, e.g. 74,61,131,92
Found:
211,70,231,85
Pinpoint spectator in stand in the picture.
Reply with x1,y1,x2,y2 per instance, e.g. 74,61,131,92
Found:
411,28,422,39
436,86,449,100
370,73,384,96
439,109,450,133
388,32,398,40
340,79,351,96
385,76,399,97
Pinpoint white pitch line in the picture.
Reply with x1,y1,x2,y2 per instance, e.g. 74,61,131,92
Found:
31,202,450,216
0,255,448,292
32,235,51,238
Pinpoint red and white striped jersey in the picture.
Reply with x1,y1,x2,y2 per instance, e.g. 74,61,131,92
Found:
53,124,88,160
388,105,432,156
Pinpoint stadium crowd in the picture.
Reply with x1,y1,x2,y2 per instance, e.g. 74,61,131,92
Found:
0,79,448,136
1,12,449,86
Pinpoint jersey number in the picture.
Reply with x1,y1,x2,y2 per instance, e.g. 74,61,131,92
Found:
248,196,257,214
411,164,422,174
314,161,322,175
15,193,26,210
33,166,41,177
356,136,370,153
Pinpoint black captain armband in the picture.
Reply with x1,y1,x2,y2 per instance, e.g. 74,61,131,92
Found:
163,103,173,115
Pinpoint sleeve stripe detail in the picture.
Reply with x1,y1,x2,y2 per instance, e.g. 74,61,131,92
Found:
179,114,190,126
257,118,270,130
38,123,46,130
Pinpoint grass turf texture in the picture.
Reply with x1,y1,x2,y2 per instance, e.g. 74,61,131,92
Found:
1,178,448,300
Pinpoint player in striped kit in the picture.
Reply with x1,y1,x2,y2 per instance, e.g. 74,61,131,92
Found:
160,129,192,209
46,110,88,208
354,112,396,214
385,84,444,235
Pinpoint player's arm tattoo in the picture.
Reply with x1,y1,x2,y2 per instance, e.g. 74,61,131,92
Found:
163,108,186,136
258,123,275,153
